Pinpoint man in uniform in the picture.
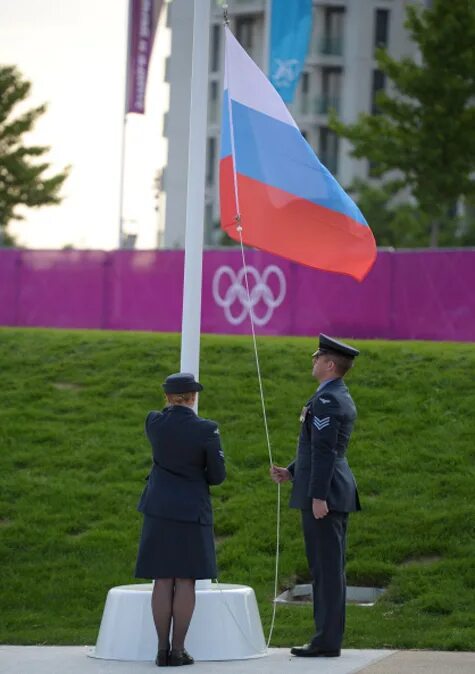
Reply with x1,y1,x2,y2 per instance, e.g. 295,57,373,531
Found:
270,334,361,658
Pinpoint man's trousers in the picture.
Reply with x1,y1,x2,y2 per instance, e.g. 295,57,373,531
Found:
301,510,349,651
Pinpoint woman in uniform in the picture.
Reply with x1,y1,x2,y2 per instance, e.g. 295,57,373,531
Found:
135,372,226,667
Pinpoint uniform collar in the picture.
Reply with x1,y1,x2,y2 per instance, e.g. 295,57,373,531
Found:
317,377,341,393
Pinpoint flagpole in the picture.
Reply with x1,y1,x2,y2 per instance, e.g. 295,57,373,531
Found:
180,0,211,398
118,0,133,249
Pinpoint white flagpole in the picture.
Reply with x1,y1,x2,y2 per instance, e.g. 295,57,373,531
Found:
180,0,211,402
180,0,211,594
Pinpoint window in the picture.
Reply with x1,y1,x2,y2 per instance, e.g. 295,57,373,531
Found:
210,24,220,72
374,9,390,50
321,7,345,55
236,16,255,52
300,72,310,114
320,67,342,113
206,137,216,186
209,81,219,123
235,15,260,62
319,127,339,175
371,69,386,114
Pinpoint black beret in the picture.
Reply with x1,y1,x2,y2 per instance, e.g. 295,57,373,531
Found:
312,333,360,359
162,372,203,394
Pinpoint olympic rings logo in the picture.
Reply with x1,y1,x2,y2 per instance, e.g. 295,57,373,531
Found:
212,265,287,326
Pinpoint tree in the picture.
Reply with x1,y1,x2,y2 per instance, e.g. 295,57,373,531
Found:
330,0,475,247
348,178,475,248
347,179,429,248
0,65,69,244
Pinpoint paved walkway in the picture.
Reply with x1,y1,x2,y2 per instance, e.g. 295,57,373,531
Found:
1,646,474,674
358,649,475,673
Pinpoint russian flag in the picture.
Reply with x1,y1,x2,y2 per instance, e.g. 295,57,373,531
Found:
219,27,377,282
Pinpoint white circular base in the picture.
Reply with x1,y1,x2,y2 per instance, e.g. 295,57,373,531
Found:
91,582,267,661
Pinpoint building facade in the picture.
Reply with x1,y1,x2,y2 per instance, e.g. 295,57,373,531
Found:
162,0,419,248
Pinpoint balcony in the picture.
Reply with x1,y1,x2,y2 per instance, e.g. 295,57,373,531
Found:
319,36,343,56
315,94,340,115
299,95,340,117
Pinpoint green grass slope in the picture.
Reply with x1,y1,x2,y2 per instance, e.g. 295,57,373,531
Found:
0,328,474,650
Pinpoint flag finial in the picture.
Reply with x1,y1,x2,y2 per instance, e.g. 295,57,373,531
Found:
223,3,229,26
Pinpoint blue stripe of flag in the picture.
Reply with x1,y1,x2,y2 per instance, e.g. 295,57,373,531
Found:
220,92,368,226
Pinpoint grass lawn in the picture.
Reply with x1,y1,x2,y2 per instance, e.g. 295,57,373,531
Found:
0,327,474,650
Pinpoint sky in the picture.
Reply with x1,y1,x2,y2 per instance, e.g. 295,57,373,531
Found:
0,0,169,250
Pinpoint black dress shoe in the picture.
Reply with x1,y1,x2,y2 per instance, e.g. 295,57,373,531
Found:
155,649,169,666
290,644,341,657
169,649,194,666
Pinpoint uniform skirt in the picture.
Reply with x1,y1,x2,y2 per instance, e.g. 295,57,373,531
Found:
135,514,217,579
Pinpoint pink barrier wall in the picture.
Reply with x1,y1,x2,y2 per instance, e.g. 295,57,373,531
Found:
0,249,473,341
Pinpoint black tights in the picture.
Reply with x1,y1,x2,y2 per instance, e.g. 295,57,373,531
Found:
151,578,196,652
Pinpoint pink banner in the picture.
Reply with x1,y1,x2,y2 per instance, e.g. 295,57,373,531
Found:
126,0,162,114
0,249,474,342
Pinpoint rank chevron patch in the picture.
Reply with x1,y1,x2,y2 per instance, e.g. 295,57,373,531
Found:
312,415,331,431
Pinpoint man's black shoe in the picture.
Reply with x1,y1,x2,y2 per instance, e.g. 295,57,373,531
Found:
290,644,341,657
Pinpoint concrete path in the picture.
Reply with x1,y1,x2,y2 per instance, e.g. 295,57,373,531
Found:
0,646,393,674
358,649,475,673
1,646,474,674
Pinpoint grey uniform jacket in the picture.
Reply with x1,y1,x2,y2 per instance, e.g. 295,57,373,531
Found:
288,378,361,513
137,405,226,524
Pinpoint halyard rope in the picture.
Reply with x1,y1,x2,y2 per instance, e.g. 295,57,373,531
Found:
235,223,281,648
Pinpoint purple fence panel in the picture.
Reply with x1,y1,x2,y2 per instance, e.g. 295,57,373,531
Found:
202,250,293,335
290,252,392,338
1,249,474,341
0,250,20,326
105,251,184,331
16,250,107,329
391,251,475,342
